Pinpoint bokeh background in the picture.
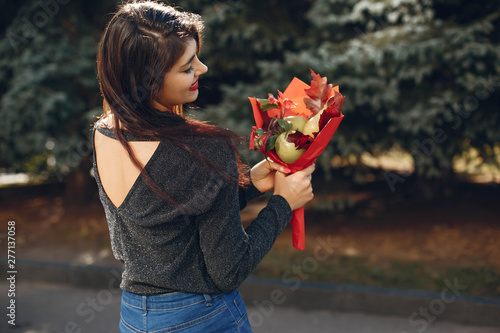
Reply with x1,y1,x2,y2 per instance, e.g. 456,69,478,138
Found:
2,0,500,188
1,0,500,329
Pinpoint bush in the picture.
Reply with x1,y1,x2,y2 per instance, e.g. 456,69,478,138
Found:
185,0,500,190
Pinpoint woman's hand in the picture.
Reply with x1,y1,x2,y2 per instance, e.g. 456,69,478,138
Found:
274,164,315,211
250,159,291,193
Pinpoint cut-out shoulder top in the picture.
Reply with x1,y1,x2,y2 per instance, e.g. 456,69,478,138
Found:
92,123,292,295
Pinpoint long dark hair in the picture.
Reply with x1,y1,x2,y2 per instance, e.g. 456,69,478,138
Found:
96,1,249,207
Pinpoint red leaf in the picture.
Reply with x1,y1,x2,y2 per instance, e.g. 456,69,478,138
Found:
249,126,258,150
317,91,344,131
317,111,331,132
303,69,333,115
268,95,279,105
279,91,298,116
287,131,313,150
330,90,345,112
251,126,273,155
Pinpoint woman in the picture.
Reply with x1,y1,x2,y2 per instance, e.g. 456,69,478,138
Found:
92,1,315,332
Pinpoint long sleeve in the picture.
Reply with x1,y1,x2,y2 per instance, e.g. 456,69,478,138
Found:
197,179,292,293
94,125,293,295
238,180,264,210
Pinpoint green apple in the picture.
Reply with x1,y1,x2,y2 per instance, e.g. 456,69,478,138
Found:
302,111,322,138
284,116,307,132
275,131,305,164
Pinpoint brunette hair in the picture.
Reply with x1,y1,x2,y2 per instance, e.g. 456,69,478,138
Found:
96,1,249,206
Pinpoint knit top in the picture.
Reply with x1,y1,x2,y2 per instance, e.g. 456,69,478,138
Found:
91,123,292,295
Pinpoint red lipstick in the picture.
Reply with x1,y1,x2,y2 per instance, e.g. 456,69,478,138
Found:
189,78,199,91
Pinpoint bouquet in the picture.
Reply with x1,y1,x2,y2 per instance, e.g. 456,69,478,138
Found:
249,69,344,250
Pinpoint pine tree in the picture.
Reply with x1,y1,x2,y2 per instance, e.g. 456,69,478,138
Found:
0,0,114,178
190,0,500,192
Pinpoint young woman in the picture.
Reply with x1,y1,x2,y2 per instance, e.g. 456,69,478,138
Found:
92,1,314,332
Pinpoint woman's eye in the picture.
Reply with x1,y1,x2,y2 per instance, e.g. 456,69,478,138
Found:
184,66,194,74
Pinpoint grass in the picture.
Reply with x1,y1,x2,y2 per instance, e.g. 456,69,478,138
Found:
252,242,500,298
247,180,500,299
2,179,498,299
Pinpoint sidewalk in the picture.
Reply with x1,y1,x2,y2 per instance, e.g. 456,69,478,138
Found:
2,281,499,333
3,192,500,331
2,259,500,332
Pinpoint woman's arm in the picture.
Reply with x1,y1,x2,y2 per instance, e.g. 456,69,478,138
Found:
187,139,313,293
197,160,315,293
238,180,263,210
197,182,292,293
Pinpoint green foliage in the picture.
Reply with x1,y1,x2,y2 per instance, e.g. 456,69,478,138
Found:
0,0,110,175
1,0,499,188
187,0,500,183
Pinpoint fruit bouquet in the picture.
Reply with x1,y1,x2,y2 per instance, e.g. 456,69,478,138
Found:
249,69,344,250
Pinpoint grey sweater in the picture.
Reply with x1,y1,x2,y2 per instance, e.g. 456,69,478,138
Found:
92,124,292,295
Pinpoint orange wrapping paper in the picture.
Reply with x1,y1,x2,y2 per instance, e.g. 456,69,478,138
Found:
249,77,344,250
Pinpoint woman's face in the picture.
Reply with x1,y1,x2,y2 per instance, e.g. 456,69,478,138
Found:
153,38,208,111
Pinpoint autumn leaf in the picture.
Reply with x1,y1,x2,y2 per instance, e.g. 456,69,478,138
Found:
278,91,298,118
287,131,313,150
318,90,344,131
330,89,345,111
303,69,333,115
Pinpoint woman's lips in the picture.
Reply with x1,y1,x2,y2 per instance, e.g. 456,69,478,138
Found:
189,78,199,91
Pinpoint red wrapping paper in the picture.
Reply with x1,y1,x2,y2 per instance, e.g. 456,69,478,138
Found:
249,77,344,250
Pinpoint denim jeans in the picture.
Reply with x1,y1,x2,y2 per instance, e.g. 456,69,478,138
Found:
120,289,253,332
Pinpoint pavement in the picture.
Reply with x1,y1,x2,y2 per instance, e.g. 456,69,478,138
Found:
1,259,500,333
1,281,499,333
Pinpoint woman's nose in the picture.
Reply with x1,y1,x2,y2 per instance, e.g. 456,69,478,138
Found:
196,58,208,76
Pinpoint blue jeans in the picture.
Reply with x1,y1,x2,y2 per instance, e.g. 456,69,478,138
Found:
120,289,253,332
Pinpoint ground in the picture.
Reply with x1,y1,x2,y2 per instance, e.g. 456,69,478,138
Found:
1,180,499,297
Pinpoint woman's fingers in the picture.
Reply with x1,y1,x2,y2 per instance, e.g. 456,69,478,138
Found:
299,164,316,177
263,160,291,174
273,163,316,211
